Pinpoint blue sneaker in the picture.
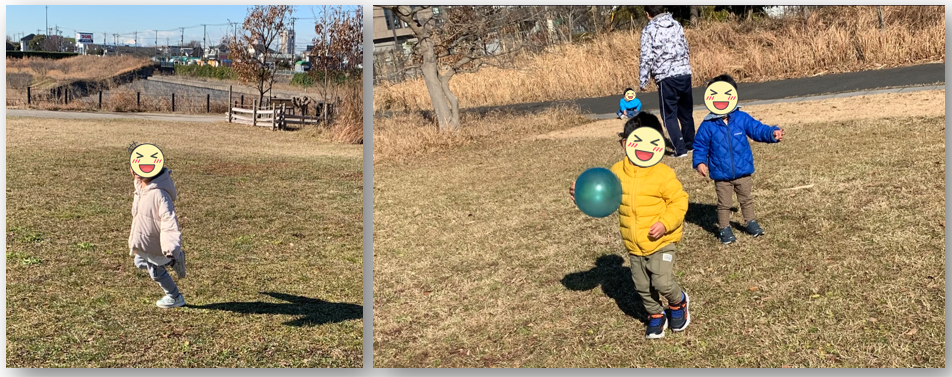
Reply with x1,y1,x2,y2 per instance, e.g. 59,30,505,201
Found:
745,220,764,237
718,227,737,244
156,294,185,309
645,313,667,339
667,291,691,332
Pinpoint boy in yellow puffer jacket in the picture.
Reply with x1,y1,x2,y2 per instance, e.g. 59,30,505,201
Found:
571,112,690,339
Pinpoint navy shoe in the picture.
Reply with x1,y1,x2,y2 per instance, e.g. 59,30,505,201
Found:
718,227,737,244
667,292,690,332
745,220,764,237
645,313,667,339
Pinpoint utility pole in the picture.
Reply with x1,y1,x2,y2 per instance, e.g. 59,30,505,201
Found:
45,6,48,37
202,24,207,59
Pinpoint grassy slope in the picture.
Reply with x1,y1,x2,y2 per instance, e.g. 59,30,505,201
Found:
373,108,945,367
6,118,363,367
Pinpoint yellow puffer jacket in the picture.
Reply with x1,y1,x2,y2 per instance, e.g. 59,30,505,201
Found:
610,158,689,256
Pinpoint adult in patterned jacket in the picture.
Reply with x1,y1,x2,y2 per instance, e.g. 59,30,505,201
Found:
639,5,696,158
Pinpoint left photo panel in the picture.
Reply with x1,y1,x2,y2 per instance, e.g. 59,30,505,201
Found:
6,5,364,367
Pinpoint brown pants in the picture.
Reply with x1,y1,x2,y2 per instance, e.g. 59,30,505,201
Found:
714,175,755,229
629,244,683,315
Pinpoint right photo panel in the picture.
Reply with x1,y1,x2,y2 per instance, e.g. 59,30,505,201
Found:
372,5,945,368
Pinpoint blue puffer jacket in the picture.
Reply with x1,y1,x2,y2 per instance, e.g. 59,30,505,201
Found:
692,108,780,181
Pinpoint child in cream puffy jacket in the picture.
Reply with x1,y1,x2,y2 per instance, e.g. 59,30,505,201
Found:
129,166,187,308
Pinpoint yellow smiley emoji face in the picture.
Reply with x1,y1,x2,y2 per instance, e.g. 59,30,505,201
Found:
624,90,636,101
129,143,165,178
704,81,738,115
625,127,665,168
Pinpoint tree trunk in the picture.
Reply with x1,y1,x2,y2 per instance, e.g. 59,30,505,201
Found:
567,12,574,43
590,6,599,35
439,70,460,131
418,37,455,131
690,6,700,28
878,6,884,29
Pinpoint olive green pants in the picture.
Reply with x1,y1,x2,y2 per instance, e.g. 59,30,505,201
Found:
629,243,683,315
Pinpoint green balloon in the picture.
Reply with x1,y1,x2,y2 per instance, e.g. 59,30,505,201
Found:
575,168,623,218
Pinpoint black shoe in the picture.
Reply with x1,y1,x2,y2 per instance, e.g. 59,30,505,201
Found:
718,227,737,244
645,313,667,339
746,220,764,237
667,291,691,332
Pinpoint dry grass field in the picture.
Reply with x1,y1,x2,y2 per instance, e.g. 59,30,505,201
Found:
372,90,945,367
7,117,363,367
373,6,944,112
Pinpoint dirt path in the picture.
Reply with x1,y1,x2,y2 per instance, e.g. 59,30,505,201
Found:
535,89,946,140
6,108,223,123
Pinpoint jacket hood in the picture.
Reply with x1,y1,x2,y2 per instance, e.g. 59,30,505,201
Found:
650,13,677,28
142,168,177,201
703,106,743,121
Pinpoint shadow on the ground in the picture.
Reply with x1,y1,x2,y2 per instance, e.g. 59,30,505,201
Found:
189,292,362,327
685,201,738,236
561,254,650,323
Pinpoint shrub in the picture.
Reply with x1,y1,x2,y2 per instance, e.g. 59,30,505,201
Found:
174,64,236,80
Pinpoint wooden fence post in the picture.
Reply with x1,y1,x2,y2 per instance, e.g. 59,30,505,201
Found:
240,94,244,108
228,85,233,115
27,87,31,105
252,100,258,127
206,94,210,113
137,92,140,109
172,93,175,112
98,91,102,109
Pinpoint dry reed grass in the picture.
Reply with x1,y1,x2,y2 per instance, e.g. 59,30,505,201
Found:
329,80,364,144
374,6,944,111
6,55,154,86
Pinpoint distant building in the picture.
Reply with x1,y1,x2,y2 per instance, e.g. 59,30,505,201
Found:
372,6,441,52
19,34,34,52
278,29,295,56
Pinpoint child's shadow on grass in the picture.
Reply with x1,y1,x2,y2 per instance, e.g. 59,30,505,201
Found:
561,255,650,323
685,202,738,236
190,292,362,327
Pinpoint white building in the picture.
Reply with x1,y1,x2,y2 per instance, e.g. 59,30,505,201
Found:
278,29,295,56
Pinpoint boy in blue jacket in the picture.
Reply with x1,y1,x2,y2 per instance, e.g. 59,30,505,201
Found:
616,88,643,119
692,74,785,244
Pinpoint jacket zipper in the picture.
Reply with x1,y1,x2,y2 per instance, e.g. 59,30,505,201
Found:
726,118,735,180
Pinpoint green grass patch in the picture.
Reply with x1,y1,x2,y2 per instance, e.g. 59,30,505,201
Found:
174,64,236,80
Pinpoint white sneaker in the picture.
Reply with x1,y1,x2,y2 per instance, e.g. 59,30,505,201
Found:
156,294,185,308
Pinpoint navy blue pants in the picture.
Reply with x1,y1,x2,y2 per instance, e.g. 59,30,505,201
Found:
657,74,696,155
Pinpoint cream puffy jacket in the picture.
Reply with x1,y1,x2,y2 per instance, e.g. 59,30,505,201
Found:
128,168,181,266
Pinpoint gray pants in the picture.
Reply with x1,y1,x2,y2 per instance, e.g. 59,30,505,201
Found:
629,244,683,315
134,254,180,298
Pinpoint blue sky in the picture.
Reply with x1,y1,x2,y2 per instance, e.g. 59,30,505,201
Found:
6,5,360,54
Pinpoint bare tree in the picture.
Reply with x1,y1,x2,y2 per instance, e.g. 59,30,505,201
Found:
382,6,545,131
228,5,293,106
311,6,363,124
554,6,590,43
